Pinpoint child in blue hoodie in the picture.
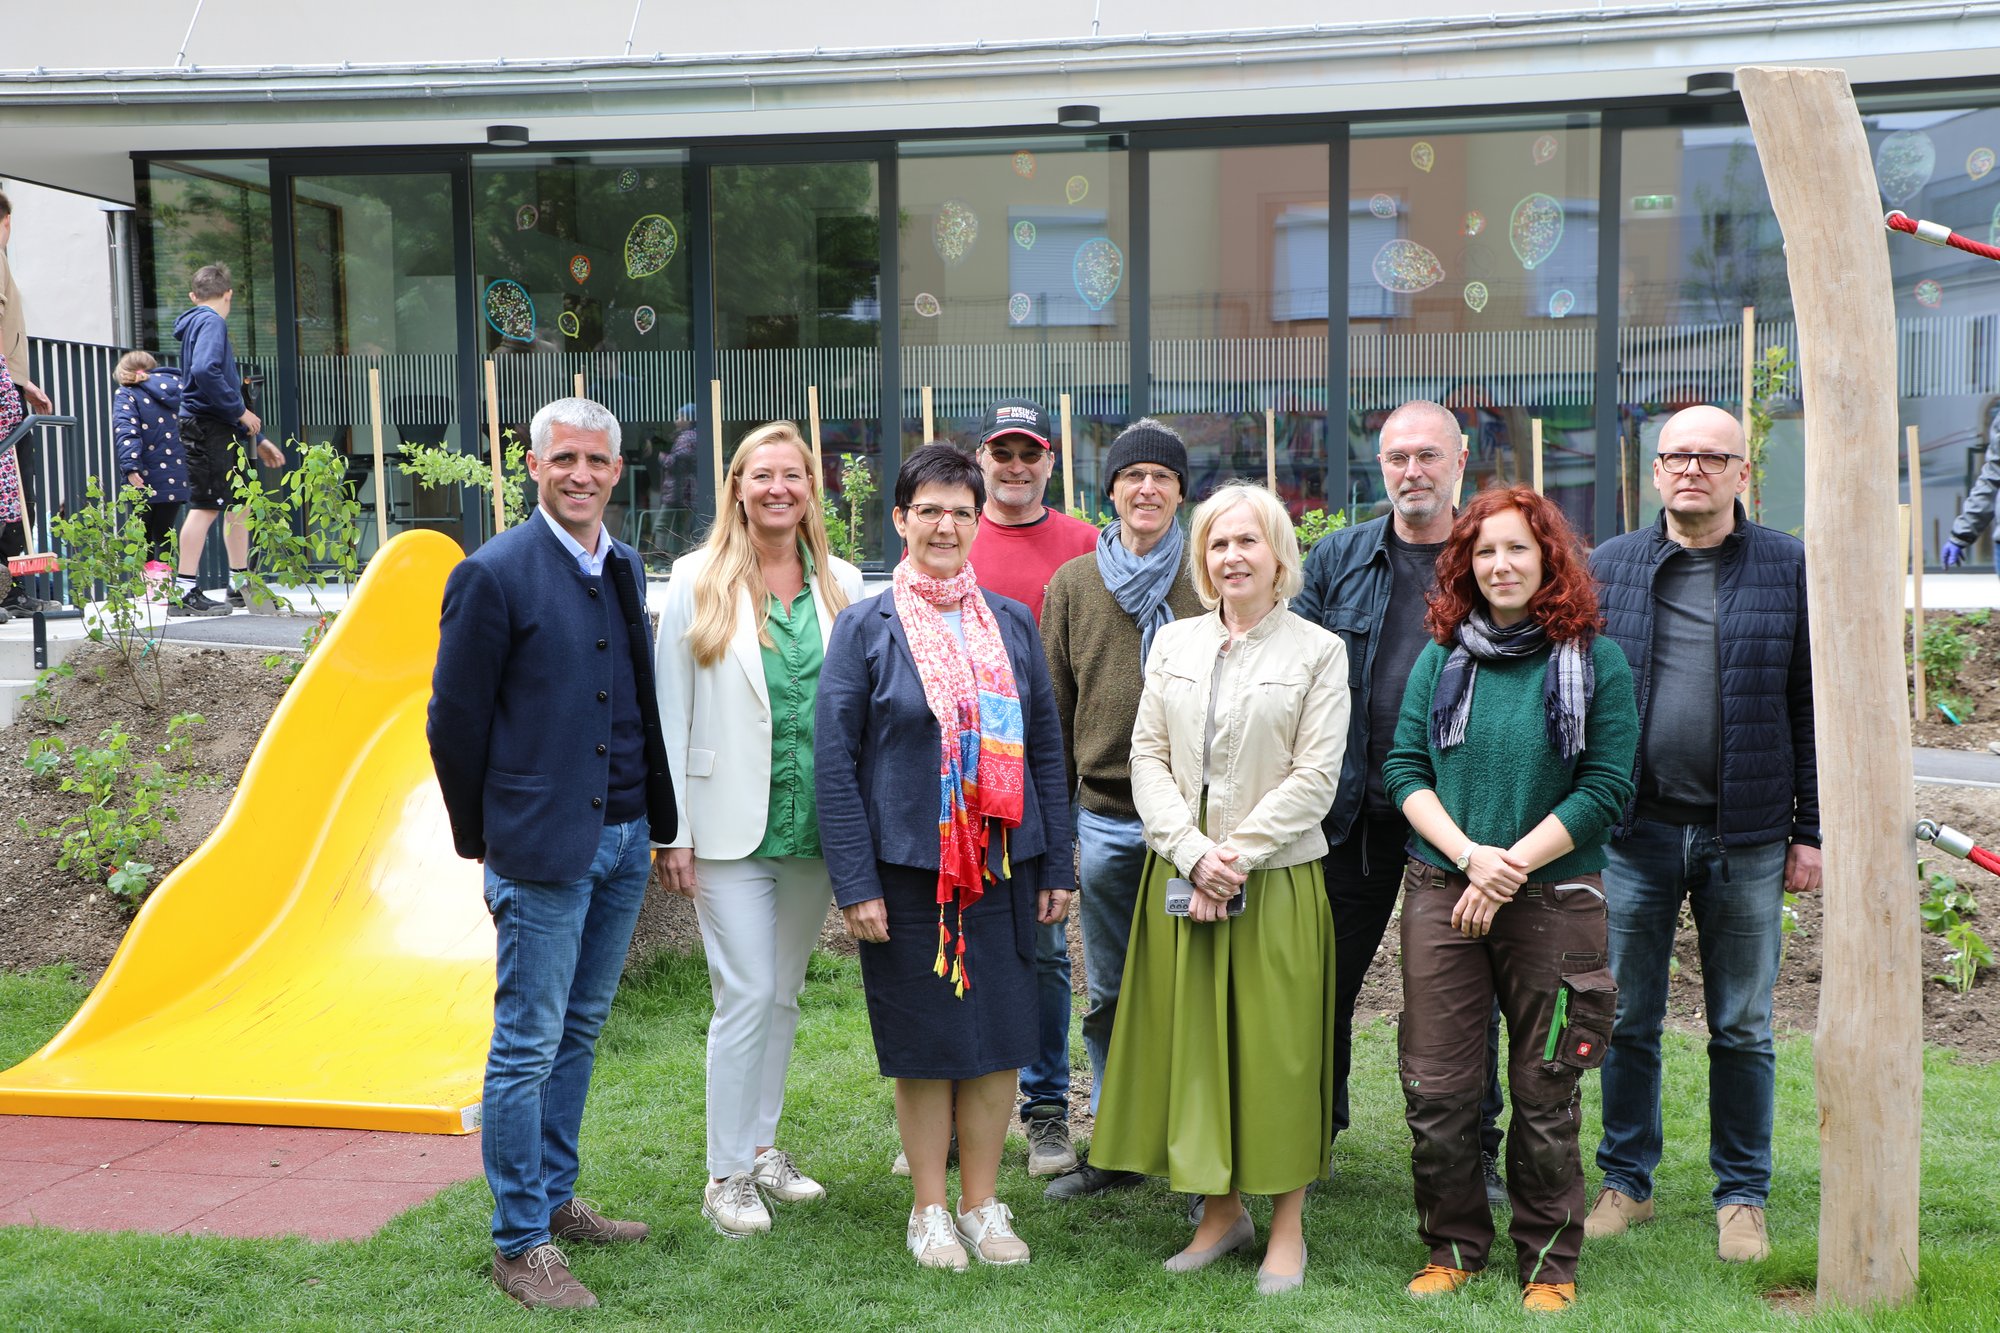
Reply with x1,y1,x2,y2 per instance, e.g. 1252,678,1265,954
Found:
112,350,191,565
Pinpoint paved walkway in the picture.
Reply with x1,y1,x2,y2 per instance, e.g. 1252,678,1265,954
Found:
1915,745,2000,788
0,1116,482,1240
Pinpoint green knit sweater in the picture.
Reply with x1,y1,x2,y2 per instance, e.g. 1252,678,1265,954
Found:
1383,635,1637,879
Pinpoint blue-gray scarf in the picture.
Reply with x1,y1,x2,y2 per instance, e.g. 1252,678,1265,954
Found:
1095,518,1184,671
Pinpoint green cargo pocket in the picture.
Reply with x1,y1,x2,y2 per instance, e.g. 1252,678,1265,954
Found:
1547,967,1618,1072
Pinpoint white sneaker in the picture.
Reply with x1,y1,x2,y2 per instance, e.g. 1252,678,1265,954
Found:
953,1196,1030,1266
702,1171,772,1238
752,1148,825,1203
908,1203,969,1270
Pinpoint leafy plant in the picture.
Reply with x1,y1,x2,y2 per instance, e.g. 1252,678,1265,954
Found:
235,440,364,617
1916,615,1980,721
45,479,167,710
822,453,878,566
21,659,75,727
20,713,205,905
1746,343,1796,523
1294,507,1349,554
399,432,531,531
1920,863,1990,994
1938,918,1995,995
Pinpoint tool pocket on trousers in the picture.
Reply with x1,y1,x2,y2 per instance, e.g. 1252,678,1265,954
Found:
1547,967,1618,1072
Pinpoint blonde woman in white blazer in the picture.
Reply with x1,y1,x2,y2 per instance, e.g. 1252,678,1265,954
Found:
654,421,864,1239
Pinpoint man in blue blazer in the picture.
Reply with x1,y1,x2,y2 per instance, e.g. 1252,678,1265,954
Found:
428,397,678,1311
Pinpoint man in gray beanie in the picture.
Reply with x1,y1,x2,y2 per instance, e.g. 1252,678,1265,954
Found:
1039,418,1204,1200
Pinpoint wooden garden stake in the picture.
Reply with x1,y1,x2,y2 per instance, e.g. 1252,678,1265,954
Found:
1617,433,1629,530
807,385,823,470
710,379,725,506
1909,425,1926,722
1454,433,1468,508
921,385,935,444
1741,64,1921,1312
574,372,586,398
1059,393,1075,515
1531,418,1544,495
1264,408,1277,491
1742,305,1759,515
367,367,390,538
483,359,507,534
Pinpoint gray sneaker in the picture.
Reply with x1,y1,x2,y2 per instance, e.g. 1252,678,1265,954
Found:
1023,1108,1078,1177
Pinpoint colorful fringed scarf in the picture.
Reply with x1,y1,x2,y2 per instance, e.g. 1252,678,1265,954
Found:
0,355,23,524
892,558,1026,998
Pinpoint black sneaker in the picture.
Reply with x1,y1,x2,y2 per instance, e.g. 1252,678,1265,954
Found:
226,585,247,609
1043,1161,1142,1201
1483,1151,1508,1208
169,589,231,618
0,590,47,615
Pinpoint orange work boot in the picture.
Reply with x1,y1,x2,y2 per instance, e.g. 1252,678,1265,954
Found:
1407,1263,1477,1297
1523,1281,1578,1312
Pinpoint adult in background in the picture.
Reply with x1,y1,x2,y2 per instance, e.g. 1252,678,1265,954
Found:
1038,418,1203,1201
1383,485,1636,1313
1586,405,1820,1263
111,351,191,567
964,396,1099,1178
654,421,862,1238
429,397,678,1311
1941,402,2000,572
815,443,1073,1271
1091,482,1348,1297
0,189,53,618
1293,401,1509,1202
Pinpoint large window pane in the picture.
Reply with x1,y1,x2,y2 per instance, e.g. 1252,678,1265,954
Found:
1150,142,1330,515
1350,120,1600,534
473,152,693,562
898,138,1127,518
713,161,883,559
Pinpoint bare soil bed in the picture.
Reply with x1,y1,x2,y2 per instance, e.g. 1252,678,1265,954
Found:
1913,609,2000,750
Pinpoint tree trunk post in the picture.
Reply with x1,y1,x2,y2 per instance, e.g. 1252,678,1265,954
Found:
1739,64,1922,1311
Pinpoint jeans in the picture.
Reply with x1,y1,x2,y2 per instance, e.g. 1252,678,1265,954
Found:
482,818,652,1257
1018,916,1073,1117
1074,806,1150,1116
1595,820,1787,1209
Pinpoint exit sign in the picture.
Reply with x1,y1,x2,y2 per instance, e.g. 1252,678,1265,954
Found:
1631,194,1679,212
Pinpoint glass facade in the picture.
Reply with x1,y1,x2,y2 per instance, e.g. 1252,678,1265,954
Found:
129,99,2000,566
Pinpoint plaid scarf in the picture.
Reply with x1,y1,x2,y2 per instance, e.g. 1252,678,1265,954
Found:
1429,608,1595,761
892,558,1026,998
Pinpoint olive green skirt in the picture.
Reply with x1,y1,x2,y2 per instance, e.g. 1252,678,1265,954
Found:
1089,851,1337,1197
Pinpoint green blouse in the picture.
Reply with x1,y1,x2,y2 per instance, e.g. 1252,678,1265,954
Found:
752,579,824,858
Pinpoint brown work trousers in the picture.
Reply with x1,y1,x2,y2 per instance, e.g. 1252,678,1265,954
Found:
1398,859,1616,1286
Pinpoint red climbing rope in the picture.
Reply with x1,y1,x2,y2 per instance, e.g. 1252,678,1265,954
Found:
1884,209,2000,264
1915,820,2000,876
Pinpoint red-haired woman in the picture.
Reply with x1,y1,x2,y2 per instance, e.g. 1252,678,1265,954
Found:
1381,485,1637,1314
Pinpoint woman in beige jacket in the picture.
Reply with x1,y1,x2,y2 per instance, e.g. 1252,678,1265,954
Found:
1090,481,1349,1297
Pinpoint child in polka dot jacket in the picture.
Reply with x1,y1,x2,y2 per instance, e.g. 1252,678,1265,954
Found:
111,350,191,567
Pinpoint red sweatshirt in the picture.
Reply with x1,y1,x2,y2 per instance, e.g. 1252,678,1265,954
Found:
968,508,1100,623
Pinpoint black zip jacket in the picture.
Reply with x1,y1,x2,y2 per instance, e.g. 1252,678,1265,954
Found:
1291,514,1396,844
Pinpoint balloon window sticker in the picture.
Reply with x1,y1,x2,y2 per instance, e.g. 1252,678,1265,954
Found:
482,280,536,342
933,200,979,266
1411,141,1435,174
633,305,656,335
1371,239,1444,294
515,204,538,231
1065,175,1090,205
1463,211,1486,237
1971,148,1996,181
1916,280,1943,309
1369,194,1397,220
1013,151,1037,180
1008,292,1033,324
1548,289,1576,319
1073,238,1124,312
569,254,591,284
1463,282,1489,313
1014,220,1037,250
913,292,941,318
1532,135,1558,165
624,215,679,278
558,310,581,339
617,168,639,193
1875,130,1936,205
1510,194,1565,270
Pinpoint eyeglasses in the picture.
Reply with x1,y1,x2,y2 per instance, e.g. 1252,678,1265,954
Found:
1379,449,1450,471
983,444,1048,466
1657,451,1744,475
1115,468,1181,489
906,503,980,527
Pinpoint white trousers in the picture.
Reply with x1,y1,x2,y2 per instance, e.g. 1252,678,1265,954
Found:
693,854,833,1177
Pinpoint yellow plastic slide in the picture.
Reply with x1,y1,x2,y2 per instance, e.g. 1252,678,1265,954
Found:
0,530,494,1134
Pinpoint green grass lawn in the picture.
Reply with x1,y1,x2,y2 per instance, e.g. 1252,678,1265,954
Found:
2,954,1996,1331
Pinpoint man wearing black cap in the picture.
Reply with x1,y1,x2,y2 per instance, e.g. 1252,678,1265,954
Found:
1039,418,1203,1200
965,396,1100,1178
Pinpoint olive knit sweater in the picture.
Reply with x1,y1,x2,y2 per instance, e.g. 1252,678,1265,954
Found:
1040,551,1205,822
1383,634,1638,880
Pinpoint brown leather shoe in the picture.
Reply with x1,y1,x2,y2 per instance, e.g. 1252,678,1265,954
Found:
491,1242,597,1309
1716,1204,1771,1262
551,1197,650,1244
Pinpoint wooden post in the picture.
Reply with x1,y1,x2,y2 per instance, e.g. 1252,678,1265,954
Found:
1741,65,1921,1312
1617,433,1629,531
482,359,508,534
573,372,586,398
1059,392,1075,516
1264,407,1278,492
1531,417,1545,495
1742,304,1759,516
1454,433,1468,508
921,385,935,444
1909,425,1926,722
367,367,389,540
807,385,823,471
709,378,725,507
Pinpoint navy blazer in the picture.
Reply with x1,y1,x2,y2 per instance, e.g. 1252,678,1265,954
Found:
815,587,1073,909
428,515,678,882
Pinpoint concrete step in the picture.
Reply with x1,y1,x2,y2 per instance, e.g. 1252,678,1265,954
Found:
0,678,36,729
0,621,90,680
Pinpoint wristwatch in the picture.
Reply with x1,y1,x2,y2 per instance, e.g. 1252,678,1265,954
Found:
1453,845,1473,873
